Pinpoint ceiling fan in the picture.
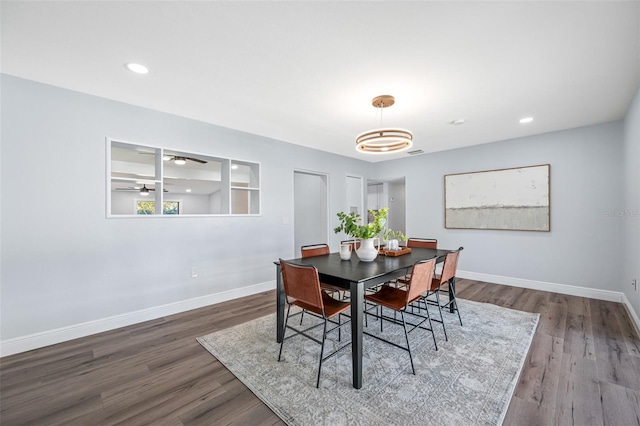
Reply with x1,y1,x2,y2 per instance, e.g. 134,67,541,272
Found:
138,152,207,164
114,184,168,195
164,155,207,165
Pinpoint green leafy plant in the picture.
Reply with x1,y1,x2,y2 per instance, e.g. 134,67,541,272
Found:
382,228,407,242
334,208,389,239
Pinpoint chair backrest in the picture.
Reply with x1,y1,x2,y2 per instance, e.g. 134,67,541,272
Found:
341,239,361,250
405,258,437,303
279,259,324,310
406,238,437,249
440,247,464,283
301,243,330,258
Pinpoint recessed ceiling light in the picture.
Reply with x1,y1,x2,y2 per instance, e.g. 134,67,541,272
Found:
186,189,192,193
519,117,534,124
450,119,465,125
231,164,238,170
125,63,149,74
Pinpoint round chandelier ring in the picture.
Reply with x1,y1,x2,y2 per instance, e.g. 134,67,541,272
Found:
355,128,413,154
355,95,414,154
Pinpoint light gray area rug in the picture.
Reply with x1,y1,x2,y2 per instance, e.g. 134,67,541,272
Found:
197,299,539,426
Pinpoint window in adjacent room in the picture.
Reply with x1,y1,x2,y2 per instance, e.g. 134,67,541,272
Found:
108,138,261,217
136,201,180,215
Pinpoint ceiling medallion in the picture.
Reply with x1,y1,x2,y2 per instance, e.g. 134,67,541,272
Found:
355,95,413,154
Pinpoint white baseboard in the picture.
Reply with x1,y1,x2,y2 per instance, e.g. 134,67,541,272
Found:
457,270,625,302
621,293,640,337
0,281,275,358
457,270,640,332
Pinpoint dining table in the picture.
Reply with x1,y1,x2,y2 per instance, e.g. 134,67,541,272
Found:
274,247,454,389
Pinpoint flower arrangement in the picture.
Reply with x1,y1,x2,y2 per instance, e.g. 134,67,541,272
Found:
334,208,388,239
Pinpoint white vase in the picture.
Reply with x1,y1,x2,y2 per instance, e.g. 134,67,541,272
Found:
355,238,380,262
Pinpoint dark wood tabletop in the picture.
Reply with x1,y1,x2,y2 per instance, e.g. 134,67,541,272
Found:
281,248,452,288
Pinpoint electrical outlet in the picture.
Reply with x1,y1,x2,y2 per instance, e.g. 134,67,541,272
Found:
191,267,198,278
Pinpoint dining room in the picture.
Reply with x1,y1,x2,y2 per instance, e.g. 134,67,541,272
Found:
1,1,639,424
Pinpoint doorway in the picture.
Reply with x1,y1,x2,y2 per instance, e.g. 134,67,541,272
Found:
294,171,329,254
367,177,406,235
345,175,364,217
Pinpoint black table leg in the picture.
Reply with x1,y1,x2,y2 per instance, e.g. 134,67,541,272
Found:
448,276,456,313
350,281,363,389
276,263,285,343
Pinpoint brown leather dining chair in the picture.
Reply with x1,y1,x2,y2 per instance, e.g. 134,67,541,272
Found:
364,258,438,375
392,238,438,287
396,246,464,340
301,244,345,298
278,259,351,388
430,247,464,326
406,238,437,249
300,243,347,325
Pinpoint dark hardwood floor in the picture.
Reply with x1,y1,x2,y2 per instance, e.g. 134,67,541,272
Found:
1,281,639,425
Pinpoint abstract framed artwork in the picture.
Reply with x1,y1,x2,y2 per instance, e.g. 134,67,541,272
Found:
444,164,550,231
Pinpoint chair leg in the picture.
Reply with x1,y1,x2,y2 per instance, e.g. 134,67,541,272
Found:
434,291,448,341
278,305,292,361
316,319,328,388
338,313,342,342
453,290,462,325
426,303,438,351
299,310,304,325
400,311,415,375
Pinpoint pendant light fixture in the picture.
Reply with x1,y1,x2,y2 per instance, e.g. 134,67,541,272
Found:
355,95,413,154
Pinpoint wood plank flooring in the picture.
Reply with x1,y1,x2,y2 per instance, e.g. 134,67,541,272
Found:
1,281,639,425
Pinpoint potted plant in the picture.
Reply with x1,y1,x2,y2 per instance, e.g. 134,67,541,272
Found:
382,228,407,251
334,208,402,261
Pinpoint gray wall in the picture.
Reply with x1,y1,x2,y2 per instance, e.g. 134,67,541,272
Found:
373,122,625,291
623,87,640,316
0,75,372,340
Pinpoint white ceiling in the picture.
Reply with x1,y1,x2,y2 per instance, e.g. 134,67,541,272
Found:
2,1,639,162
